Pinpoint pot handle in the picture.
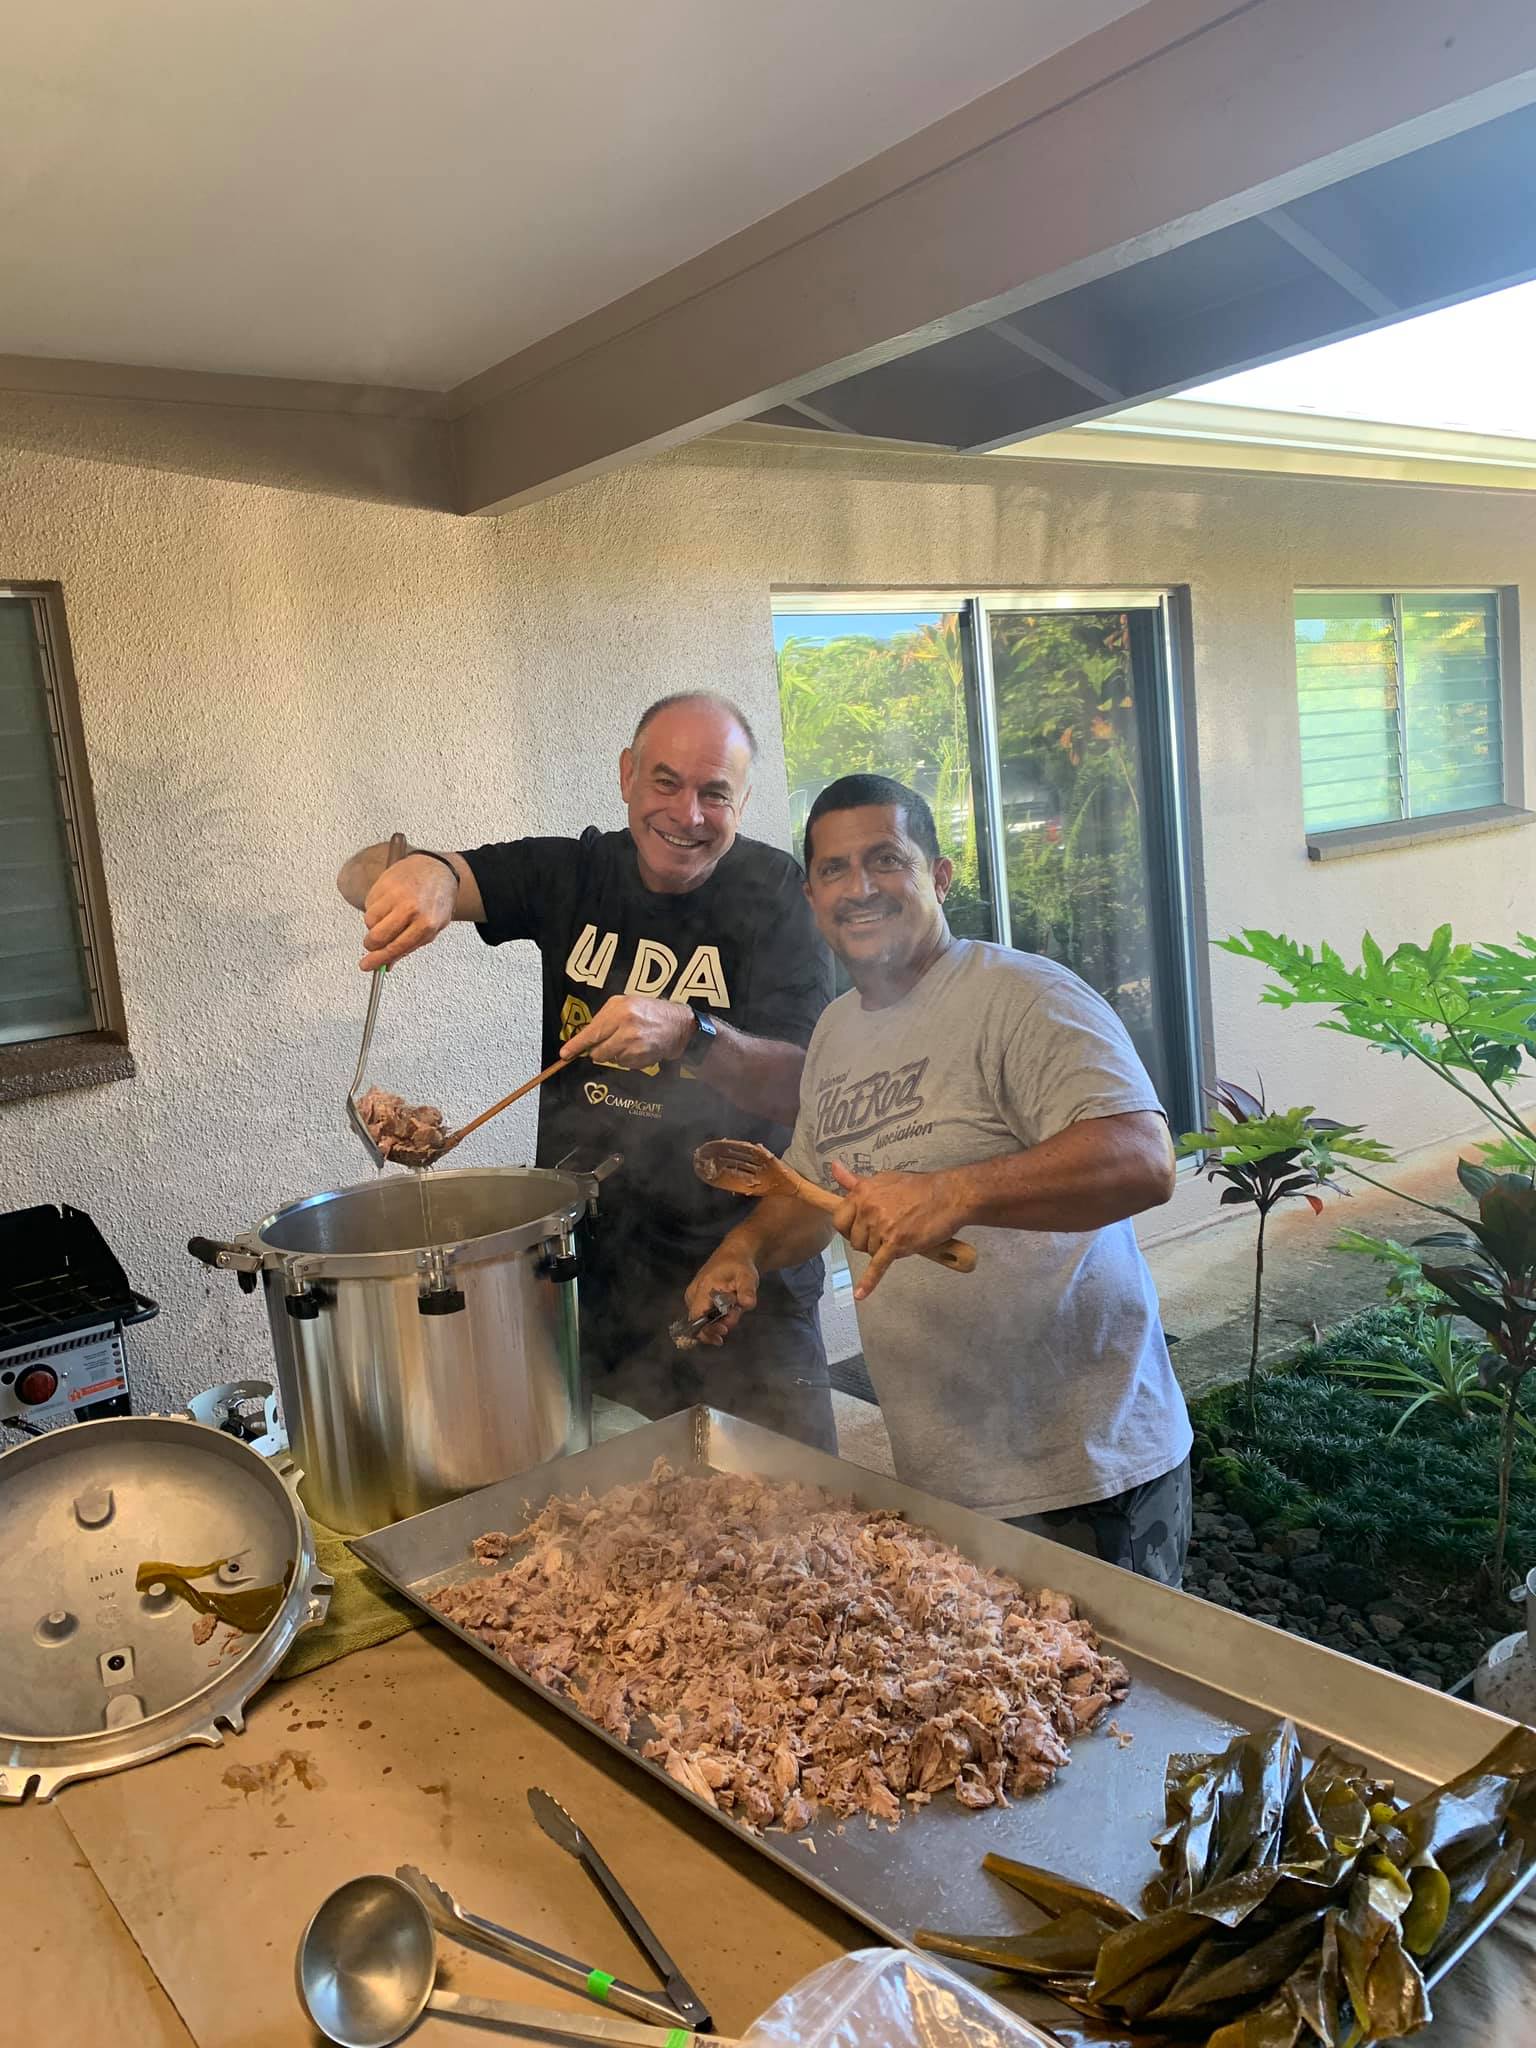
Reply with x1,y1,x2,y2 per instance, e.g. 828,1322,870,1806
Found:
554,1147,623,1186
554,1148,623,1218
188,1235,261,1270
188,1235,264,1294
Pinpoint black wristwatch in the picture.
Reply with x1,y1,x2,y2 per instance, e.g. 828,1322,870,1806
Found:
682,1007,718,1075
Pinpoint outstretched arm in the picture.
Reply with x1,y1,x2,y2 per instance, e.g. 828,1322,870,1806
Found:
831,1110,1175,1298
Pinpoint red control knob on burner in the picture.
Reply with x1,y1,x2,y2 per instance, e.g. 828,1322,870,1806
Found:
15,1365,59,1407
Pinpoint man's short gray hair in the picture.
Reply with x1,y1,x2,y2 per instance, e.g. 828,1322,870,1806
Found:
632,691,757,759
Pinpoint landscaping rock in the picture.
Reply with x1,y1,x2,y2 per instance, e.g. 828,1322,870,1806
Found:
1323,1563,1389,1607
1184,1383,1517,1694
1288,1553,1336,1594
1249,1570,1294,1604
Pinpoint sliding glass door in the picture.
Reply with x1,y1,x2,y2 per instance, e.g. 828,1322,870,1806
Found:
773,591,1198,1128
773,604,997,942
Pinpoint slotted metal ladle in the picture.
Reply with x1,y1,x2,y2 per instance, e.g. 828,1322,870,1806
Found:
345,831,409,1168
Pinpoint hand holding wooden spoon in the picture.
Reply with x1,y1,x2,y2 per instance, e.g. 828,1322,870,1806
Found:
692,1139,977,1277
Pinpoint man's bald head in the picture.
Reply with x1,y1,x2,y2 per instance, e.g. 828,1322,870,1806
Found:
632,692,757,760
620,693,756,893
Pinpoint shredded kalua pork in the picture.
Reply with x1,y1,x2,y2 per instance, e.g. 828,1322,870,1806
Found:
433,1462,1130,1832
356,1086,448,1163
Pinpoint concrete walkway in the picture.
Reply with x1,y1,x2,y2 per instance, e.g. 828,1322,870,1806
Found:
832,1130,1475,1473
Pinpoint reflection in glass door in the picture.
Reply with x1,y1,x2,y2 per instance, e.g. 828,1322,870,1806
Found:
773,604,998,949
773,592,1196,1127
977,601,1195,1127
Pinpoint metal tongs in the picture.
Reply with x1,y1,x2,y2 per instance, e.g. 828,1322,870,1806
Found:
529,1787,713,2031
669,1290,737,1351
396,1790,710,2034
346,829,409,1167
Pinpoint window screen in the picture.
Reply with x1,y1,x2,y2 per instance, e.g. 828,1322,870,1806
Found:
1295,590,1503,834
0,594,98,1043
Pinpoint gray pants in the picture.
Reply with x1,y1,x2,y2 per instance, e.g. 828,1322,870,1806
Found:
1007,1456,1191,1587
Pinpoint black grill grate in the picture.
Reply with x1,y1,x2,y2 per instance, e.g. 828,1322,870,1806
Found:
0,1273,133,1350
0,1205,155,1351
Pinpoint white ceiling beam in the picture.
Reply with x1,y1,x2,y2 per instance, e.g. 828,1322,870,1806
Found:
988,318,1125,403
453,0,1536,512
1259,208,1400,316
782,397,856,434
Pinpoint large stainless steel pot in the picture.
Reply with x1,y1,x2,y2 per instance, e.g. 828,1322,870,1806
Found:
190,1165,607,1535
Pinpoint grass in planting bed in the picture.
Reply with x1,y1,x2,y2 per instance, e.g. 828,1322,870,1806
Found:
1189,1306,1536,1587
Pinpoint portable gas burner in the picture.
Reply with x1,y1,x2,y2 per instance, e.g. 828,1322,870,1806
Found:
0,1204,157,1430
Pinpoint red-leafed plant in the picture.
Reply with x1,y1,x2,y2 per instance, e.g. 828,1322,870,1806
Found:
1180,1081,1395,1430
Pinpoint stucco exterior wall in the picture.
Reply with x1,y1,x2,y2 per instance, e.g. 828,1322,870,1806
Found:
5,426,1535,1409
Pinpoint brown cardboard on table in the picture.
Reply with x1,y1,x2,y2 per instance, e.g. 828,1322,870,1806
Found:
17,1620,1535,2045
11,1629,856,2046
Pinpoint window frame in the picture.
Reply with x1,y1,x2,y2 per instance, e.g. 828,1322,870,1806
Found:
0,581,133,1101
1295,585,1529,860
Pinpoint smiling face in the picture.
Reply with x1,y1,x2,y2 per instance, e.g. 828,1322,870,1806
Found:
803,803,953,995
619,702,753,893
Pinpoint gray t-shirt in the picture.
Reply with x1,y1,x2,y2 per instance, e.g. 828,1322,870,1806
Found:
786,939,1191,1517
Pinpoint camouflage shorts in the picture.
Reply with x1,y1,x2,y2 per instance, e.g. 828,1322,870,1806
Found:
1006,1455,1191,1587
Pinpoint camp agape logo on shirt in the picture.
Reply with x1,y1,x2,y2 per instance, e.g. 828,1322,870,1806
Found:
582,1077,661,1117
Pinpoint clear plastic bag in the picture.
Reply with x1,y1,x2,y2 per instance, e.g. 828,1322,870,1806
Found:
741,1949,1067,2048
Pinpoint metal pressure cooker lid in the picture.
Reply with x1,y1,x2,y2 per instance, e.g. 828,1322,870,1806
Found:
0,1416,331,1802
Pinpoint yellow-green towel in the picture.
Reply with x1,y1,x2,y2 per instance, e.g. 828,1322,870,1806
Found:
279,1518,425,1679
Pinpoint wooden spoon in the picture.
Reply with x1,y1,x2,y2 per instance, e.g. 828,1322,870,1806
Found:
693,1138,978,1273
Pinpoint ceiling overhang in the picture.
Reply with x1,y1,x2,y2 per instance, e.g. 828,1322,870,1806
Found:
4,0,1536,516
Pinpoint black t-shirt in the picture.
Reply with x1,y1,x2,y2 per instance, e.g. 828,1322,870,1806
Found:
461,828,833,1274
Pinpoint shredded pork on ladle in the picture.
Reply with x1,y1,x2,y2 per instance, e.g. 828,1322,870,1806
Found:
436,1462,1129,1832
355,1086,448,1165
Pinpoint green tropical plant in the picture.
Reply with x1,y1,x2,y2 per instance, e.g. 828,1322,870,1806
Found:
1332,1313,1512,1435
1179,1079,1395,1428
1217,926,1536,1173
1332,1228,1440,1303
1414,1162,1536,1592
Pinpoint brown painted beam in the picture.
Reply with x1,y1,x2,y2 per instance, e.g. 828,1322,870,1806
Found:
451,0,1536,513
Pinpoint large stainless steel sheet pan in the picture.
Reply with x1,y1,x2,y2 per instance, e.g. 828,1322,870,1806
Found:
352,1408,1535,2039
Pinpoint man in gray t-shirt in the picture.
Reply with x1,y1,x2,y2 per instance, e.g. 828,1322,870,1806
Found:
683,773,1192,1584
